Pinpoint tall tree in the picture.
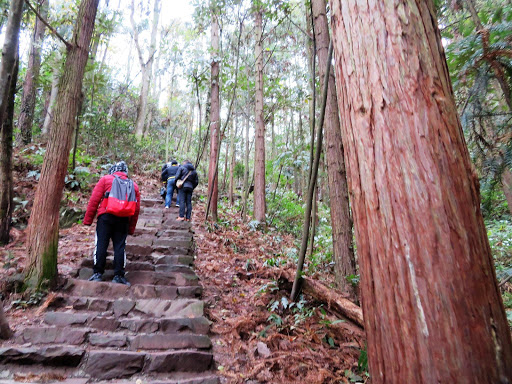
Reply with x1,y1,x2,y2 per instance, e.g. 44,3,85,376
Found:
18,0,48,144
329,0,512,382
311,0,355,297
0,0,23,245
130,0,160,137
207,8,220,221
253,4,266,223
24,0,100,290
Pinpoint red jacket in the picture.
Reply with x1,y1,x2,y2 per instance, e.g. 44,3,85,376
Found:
83,172,141,235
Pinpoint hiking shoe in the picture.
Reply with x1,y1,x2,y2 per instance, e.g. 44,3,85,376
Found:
176,217,185,221
88,272,102,282
165,206,170,209
185,218,191,222
176,204,179,207
112,275,131,287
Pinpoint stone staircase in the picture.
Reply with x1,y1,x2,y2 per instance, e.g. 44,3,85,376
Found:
0,198,218,384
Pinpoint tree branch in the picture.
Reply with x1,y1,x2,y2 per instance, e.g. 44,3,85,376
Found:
24,0,72,50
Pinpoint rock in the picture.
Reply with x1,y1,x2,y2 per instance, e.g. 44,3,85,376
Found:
113,300,135,318
88,316,120,331
44,312,89,327
131,285,179,300
85,351,145,379
89,333,127,347
18,327,88,345
256,342,271,357
130,334,211,350
59,207,84,229
145,351,213,373
134,299,203,318
0,346,85,366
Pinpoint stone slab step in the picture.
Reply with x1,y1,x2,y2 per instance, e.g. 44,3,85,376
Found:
155,254,194,266
84,350,214,379
0,345,85,367
83,373,219,384
153,238,193,250
141,198,162,207
43,312,211,334
157,229,193,240
49,297,204,319
126,271,199,286
80,259,155,271
129,334,211,350
16,327,89,345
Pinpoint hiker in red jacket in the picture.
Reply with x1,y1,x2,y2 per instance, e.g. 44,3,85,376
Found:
83,161,141,286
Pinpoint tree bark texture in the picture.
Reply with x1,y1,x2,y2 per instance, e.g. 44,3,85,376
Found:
0,0,23,245
25,0,99,290
207,12,220,221
329,1,512,382
311,0,355,297
0,54,18,245
18,0,48,144
253,8,266,223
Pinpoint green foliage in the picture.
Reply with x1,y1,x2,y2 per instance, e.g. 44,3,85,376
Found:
267,189,304,237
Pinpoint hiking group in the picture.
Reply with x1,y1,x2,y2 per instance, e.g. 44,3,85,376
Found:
82,159,198,287
161,159,199,221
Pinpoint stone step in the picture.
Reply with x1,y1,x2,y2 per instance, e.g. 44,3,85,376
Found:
43,312,211,334
50,297,204,319
153,238,193,251
0,345,85,367
80,259,155,271
126,271,199,286
84,350,214,379
141,198,162,207
87,373,220,384
157,229,193,239
62,278,201,300
129,334,211,350
78,266,197,283
16,327,89,345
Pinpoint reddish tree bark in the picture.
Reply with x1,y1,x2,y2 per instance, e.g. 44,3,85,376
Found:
329,0,512,382
25,0,99,290
207,11,220,221
311,0,356,298
18,0,48,144
0,0,23,245
0,299,12,339
253,7,266,223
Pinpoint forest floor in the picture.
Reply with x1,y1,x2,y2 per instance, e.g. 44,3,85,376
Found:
0,159,367,384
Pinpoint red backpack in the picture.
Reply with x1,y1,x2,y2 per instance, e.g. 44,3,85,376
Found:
105,175,137,217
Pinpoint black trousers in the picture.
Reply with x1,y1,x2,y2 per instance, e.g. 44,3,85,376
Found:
178,188,193,219
93,213,129,277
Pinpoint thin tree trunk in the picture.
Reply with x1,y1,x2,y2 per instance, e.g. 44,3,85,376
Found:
0,54,18,245
207,11,220,221
42,53,61,136
291,42,333,301
241,80,250,221
131,0,160,137
71,92,84,171
229,114,236,205
221,120,231,192
502,168,512,216
329,0,512,381
25,0,100,291
311,0,355,297
18,0,48,145
253,7,266,223
0,299,12,340
0,0,23,245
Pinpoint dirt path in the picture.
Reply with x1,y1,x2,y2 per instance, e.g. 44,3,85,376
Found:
0,198,218,384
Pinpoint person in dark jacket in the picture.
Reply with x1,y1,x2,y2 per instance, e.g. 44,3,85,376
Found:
83,161,141,286
161,159,180,208
175,160,199,221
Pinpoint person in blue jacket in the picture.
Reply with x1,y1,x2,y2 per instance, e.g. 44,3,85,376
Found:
175,160,199,221
161,159,180,208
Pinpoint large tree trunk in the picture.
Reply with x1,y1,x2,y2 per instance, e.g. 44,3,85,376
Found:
207,11,220,221
0,0,23,245
0,54,18,245
329,1,512,382
131,0,160,137
18,0,48,145
311,0,355,298
253,8,266,223
24,0,99,291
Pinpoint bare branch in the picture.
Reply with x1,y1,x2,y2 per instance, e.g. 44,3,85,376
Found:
24,0,72,50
